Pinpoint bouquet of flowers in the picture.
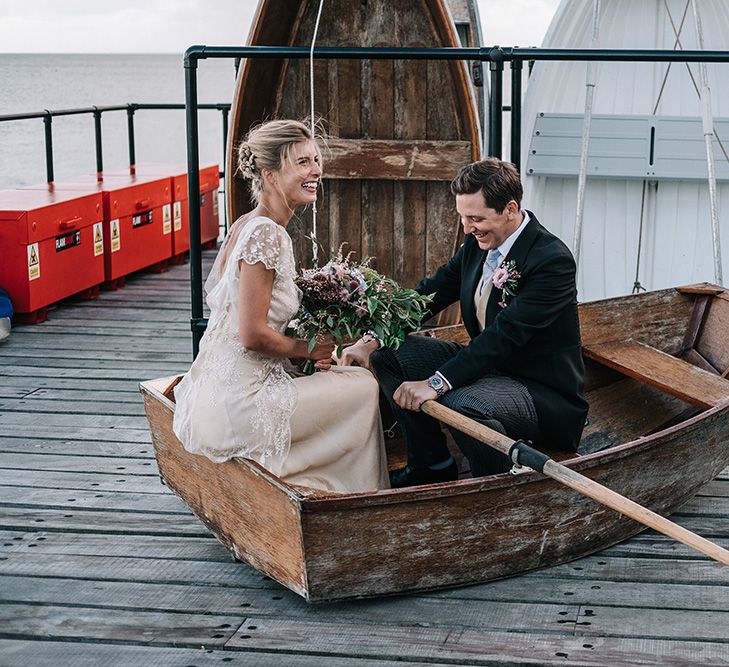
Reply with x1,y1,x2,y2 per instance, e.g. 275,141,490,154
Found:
286,247,433,371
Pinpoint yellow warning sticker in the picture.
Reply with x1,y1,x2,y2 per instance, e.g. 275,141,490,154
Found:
28,242,40,281
173,201,182,232
162,203,172,235
110,219,121,252
93,222,104,256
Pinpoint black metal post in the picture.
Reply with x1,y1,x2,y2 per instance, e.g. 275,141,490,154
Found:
93,107,103,177
127,104,136,173
43,112,54,183
510,58,523,169
185,50,204,358
489,47,504,158
221,105,230,234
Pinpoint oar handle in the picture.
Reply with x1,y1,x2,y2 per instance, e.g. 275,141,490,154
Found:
421,399,729,567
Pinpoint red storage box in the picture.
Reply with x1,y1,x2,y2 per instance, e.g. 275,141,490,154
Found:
22,174,173,282
108,163,220,255
0,188,105,317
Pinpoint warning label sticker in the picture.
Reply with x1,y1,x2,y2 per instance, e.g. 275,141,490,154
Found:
162,203,172,235
173,201,182,232
213,194,219,217
93,222,104,256
110,219,121,252
28,243,40,281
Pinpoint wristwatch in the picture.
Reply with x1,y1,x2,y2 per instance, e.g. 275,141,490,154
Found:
361,330,384,349
427,374,447,397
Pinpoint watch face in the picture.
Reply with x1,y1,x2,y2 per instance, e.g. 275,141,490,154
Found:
429,375,444,390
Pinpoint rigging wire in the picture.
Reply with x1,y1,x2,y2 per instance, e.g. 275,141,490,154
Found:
633,0,691,294
660,0,729,163
308,0,326,267
632,180,648,293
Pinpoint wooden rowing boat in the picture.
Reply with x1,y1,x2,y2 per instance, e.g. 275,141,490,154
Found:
140,283,729,602
226,0,481,304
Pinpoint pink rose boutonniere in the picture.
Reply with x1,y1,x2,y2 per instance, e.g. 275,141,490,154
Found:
492,259,521,308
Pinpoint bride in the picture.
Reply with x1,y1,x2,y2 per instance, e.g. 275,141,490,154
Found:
173,119,389,492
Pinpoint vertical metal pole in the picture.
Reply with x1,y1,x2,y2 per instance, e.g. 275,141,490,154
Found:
186,53,204,358
93,107,103,179
691,0,723,285
489,47,504,158
510,58,523,169
573,0,601,268
127,104,136,174
221,105,230,234
43,112,54,183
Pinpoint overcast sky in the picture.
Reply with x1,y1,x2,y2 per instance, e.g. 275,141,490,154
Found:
0,0,561,53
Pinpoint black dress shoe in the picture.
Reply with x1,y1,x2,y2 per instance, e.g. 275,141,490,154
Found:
389,461,458,488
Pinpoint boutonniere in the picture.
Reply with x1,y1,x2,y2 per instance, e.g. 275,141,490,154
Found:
492,260,521,308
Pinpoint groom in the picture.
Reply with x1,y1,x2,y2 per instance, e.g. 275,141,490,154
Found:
342,158,588,488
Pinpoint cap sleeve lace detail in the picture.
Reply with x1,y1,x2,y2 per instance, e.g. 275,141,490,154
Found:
235,217,284,272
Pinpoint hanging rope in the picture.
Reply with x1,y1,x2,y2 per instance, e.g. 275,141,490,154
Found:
308,0,326,267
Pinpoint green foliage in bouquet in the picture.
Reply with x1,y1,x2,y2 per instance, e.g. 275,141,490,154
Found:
286,247,433,355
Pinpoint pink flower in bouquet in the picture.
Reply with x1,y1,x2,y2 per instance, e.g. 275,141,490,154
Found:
492,266,509,289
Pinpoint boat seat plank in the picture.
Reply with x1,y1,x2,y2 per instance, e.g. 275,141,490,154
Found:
583,339,729,409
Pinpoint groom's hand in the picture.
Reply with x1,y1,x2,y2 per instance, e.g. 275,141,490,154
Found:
394,380,438,412
339,338,378,369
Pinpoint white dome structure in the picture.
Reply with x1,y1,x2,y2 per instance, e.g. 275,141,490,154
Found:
521,0,729,301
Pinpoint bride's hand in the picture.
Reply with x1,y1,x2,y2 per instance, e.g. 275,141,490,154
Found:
314,357,333,371
308,341,335,372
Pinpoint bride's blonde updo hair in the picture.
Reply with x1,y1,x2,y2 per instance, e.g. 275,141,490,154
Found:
237,119,322,204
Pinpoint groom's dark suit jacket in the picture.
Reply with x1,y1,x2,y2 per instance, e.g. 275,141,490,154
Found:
416,211,588,451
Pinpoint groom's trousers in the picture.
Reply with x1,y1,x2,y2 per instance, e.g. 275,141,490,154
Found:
371,334,542,476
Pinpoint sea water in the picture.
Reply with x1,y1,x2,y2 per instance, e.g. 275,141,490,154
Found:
0,53,238,189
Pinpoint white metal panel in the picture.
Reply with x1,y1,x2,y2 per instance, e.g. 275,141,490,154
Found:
521,0,729,300
528,113,729,180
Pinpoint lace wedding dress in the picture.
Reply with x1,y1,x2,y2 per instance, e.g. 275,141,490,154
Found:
172,216,389,493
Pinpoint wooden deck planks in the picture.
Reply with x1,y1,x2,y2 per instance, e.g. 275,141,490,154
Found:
0,641,458,667
1,254,728,665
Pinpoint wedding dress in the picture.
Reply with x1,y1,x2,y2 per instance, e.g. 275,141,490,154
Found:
172,216,389,492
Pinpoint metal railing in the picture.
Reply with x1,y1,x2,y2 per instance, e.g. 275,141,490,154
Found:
183,44,729,355
0,102,231,184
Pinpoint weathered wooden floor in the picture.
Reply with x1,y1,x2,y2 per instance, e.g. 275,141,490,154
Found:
1,252,728,666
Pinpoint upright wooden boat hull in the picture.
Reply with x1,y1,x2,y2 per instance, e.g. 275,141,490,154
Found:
227,0,481,297
141,285,729,602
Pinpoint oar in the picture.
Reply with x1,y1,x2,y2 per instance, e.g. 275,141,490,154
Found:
421,400,729,566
